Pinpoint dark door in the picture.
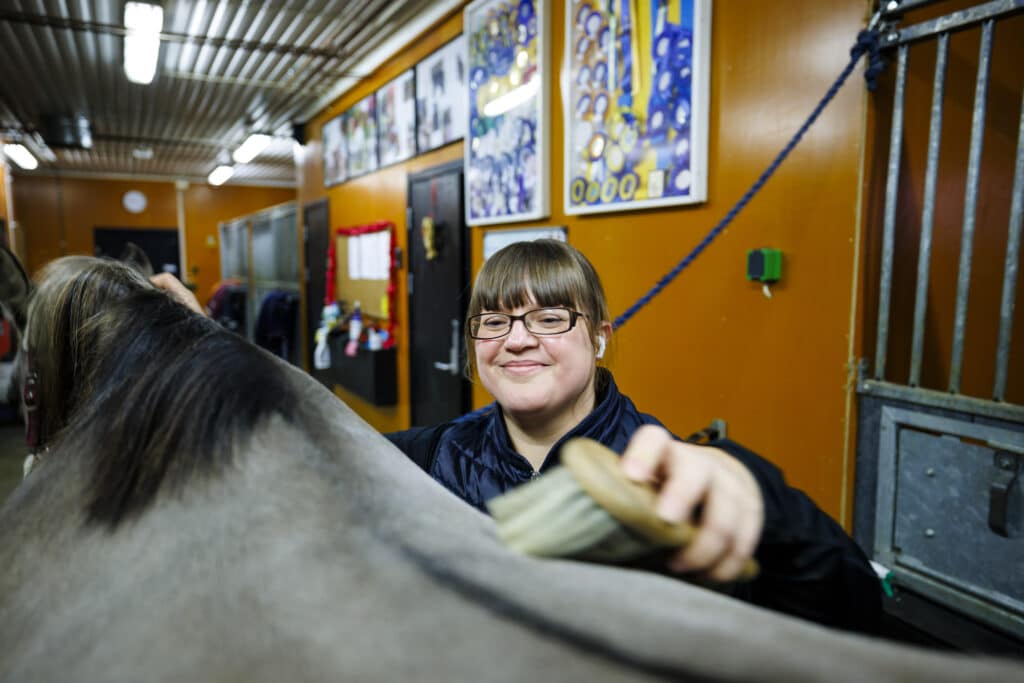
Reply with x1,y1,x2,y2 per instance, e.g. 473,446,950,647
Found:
94,227,180,275
408,161,470,426
303,199,330,371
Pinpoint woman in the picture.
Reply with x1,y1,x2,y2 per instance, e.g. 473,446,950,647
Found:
385,239,880,633
156,240,880,632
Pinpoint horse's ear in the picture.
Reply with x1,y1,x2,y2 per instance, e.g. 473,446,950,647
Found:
0,245,31,333
119,242,154,278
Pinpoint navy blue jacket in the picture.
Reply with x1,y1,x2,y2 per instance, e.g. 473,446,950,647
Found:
386,372,881,633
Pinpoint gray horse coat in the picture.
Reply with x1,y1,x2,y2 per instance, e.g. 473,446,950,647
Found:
0,251,1020,682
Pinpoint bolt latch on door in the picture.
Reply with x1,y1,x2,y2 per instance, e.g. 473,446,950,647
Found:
989,450,1020,537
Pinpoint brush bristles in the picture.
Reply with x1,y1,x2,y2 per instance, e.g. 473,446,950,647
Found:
488,468,659,562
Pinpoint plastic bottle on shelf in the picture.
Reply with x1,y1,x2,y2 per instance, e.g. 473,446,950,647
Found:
345,301,362,358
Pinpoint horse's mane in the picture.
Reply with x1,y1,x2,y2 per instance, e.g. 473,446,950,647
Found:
30,258,300,528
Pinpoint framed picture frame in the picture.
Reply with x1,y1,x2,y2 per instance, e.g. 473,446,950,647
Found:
563,0,711,215
464,0,550,226
345,94,378,178
415,36,468,154
322,112,347,187
376,69,417,167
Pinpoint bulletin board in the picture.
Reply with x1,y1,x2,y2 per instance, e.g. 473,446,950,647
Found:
325,221,397,346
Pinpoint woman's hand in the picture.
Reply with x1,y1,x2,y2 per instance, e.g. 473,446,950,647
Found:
620,425,764,582
150,272,204,315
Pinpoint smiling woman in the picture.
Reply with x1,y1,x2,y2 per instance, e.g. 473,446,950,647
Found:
385,239,883,632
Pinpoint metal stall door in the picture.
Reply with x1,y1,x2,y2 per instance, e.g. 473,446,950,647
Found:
250,202,300,365
855,1,1024,653
217,218,250,334
407,161,470,426
303,199,330,371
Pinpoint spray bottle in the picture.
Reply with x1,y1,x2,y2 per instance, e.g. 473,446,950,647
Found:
345,301,362,357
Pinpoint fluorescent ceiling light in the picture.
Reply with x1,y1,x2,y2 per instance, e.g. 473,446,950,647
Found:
124,2,164,85
3,144,39,170
482,76,540,118
232,133,272,164
207,164,234,186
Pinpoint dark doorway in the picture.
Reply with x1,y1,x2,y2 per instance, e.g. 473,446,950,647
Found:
94,227,180,275
408,160,470,426
303,198,330,371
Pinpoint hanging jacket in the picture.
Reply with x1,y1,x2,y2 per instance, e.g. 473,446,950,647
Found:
254,291,298,360
386,370,882,634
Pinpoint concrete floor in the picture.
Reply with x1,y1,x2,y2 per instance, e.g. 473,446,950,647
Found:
0,422,25,503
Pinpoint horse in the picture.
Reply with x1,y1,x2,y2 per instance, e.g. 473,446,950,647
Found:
0,247,1019,682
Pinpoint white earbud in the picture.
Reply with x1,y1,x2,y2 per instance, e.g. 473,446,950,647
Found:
595,335,606,360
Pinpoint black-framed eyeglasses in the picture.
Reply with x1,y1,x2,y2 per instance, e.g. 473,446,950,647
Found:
468,307,587,340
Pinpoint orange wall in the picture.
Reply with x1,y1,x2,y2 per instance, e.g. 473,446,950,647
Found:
0,159,9,243
300,1,874,523
181,183,297,302
10,175,294,300
298,7,466,434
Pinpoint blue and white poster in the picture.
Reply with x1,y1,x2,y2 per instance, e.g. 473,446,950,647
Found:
564,0,710,214
465,0,550,226
377,70,417,167
322,112,347,187
416,36,467,154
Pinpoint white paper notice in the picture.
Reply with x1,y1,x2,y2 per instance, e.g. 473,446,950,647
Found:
348,236,362,280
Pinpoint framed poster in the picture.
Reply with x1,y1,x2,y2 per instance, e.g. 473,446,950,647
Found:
322,112,347,187
377,70,417,167
564,0,710,214
345,94,378,177
415,36,467,154
465,0,549,226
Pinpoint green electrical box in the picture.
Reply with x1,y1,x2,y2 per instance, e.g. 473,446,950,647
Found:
746,248,782,283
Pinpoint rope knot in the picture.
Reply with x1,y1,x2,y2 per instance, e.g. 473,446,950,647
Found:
852,28,885,91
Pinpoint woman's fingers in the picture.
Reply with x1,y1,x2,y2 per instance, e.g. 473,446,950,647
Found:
620,427,764,582
150,272,204,315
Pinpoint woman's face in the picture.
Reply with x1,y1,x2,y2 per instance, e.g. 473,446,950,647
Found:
474,298,599,424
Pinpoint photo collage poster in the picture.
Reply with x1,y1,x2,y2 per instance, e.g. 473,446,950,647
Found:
465,0,548,225
345,93,378,178
415,36,468,154
376,70,417,167
322,113,347,187
564,0,709,214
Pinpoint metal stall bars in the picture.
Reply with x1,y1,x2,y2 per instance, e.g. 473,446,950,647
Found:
249,202,301,365
216,202,302,365
855,0,1024,653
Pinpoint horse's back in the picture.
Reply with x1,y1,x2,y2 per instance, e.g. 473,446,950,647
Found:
1,369,1021,682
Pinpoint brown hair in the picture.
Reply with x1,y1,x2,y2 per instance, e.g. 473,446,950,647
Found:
26,256,153,445
465,239,610,374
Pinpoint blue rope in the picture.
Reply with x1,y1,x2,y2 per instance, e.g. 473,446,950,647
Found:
453,29,883,425
612,28,882,330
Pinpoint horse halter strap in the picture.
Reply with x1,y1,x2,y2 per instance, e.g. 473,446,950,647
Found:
23,353,42,454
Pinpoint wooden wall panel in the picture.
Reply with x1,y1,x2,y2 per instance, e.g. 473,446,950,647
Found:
182,183,296,303
11,175,294,303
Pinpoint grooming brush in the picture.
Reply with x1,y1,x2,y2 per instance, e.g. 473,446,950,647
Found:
487,437,759,581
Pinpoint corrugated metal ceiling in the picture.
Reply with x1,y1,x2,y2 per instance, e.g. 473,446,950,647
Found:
0,0,438,186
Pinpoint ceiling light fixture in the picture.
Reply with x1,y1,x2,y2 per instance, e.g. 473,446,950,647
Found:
207,164,234,186
2,143,39,170
124,2,164,85
232,133,272,164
